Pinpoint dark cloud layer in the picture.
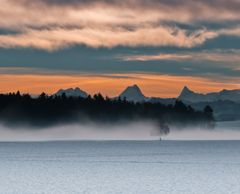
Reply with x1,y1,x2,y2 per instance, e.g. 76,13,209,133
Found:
0,0,239,84
19,0,240,9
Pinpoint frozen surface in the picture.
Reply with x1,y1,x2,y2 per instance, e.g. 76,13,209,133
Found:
0,141,240,194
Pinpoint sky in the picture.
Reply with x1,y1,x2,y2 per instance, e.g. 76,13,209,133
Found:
0,0,240,97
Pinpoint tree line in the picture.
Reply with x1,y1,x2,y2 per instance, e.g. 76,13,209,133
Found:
0,92,215,134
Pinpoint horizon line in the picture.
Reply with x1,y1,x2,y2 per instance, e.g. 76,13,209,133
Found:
1,85,240,99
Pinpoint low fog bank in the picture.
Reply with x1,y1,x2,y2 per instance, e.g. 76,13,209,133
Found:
0,122,160,141
167,120,240,140
0,120,239,141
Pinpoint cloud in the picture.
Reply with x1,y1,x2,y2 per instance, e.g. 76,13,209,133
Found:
0,27,218,51
12,0,240,23
0,0,239,50
121,53,192,62
120,49,240,63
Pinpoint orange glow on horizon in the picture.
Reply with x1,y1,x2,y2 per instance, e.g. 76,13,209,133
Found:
0,73,239,98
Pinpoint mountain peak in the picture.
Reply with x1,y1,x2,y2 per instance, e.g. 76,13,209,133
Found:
127,84,141,91
54,87,88,98
179,86,194,96
132,84,140,88
119,84,146,102
182,86,192,93
178,86,197,102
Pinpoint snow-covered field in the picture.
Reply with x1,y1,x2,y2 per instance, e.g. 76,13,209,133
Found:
0,140,240,194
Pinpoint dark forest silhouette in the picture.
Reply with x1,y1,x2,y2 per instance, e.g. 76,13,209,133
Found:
0,92,215,134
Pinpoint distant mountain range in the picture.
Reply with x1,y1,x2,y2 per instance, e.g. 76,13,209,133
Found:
54,85,240,121
177,87,240,121
54,85,240,104
178,86,240,103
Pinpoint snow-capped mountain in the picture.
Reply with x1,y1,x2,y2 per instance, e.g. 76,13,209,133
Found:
118,84,147,102
51,85,240,121
178,86,240,103
54,87,88,98
117,84,176,104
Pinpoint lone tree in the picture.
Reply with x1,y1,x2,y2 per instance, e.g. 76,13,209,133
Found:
204,105,215,129
204,105,214,118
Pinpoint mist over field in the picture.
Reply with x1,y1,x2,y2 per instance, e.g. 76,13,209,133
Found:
0,121,239,141
168,121,240,140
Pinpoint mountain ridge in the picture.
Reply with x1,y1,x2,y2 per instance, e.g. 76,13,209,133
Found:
53,85,240,104
52,85,240,121
178,86,240,103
